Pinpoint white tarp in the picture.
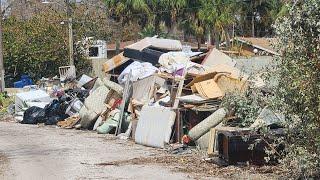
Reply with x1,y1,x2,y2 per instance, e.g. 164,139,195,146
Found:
118,61,158,84
158,52,190,73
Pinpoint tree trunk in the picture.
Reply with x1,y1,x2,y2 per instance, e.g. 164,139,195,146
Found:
207,30,212,47
183,31,187,42
0,1,5,92
214,30,220,49
115,39,120,55
197,36,201,51
169,12,178,37
251,15,255,37
224,27,231,49
251,0,255,37
171,23,178,37
154,17,160,35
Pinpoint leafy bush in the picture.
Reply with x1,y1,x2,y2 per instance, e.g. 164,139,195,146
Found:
222,88,266,127
2,9,92,86
272,1,320,178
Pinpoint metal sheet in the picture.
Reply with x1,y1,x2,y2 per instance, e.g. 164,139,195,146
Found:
135,106,176,148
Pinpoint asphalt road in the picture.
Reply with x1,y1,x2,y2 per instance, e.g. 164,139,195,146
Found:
0,121,189,180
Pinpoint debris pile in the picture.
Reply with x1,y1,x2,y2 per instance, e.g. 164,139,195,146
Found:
9,37,284,165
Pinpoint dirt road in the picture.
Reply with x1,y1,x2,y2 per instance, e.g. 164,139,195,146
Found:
0,121,191,180
0,121,282,180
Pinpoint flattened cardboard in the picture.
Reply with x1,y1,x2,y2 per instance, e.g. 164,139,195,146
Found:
194,79,224,99
215,74,248,94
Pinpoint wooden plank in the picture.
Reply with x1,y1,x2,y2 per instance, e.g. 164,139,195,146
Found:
174,109,182,143
173,68,187,109
207,128,217,157
172,68,187,143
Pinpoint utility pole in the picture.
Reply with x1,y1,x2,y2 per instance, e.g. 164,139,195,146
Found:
66,0,74,66
251,15,255,37
251,0,255,37
0,0,5,92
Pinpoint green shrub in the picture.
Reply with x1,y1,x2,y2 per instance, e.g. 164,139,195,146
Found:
272,0,320,178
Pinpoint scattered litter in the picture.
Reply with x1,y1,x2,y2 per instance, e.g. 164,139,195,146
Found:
57,115,81,129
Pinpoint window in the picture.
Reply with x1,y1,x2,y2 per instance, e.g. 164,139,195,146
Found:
89,47,99,57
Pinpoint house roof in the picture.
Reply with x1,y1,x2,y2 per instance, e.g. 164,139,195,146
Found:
235,37,279,55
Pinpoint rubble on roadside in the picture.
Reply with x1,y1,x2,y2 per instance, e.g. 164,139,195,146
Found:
6,37,284,166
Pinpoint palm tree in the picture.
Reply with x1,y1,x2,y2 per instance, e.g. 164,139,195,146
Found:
161,0,187,35
104,0,187,37
199,0,236,49
238,0,284,37
104,0,149,25
178,0,204,49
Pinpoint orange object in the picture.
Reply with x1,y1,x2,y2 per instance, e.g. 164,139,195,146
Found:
182,135,191,144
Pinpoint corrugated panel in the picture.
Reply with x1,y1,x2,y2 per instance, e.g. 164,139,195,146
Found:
135,106,176,148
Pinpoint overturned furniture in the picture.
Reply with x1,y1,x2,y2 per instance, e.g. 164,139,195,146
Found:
217,127,284,165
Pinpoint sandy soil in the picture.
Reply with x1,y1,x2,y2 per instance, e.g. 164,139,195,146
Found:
0,121,283,180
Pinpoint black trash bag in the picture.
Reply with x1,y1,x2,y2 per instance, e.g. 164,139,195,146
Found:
44,100,59,115
43,99,69,125
44,100,64,116
21,106,46,124
21,99,70,125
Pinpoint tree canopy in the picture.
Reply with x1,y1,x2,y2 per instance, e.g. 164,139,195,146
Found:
105,0,285,44
1,1,115,85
